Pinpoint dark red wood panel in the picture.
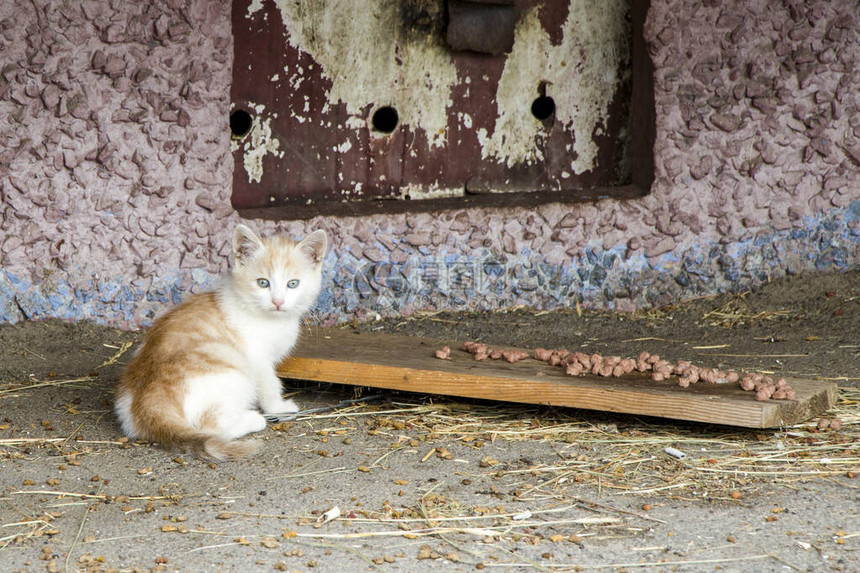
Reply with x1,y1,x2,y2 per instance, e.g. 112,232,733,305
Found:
231,0,635,211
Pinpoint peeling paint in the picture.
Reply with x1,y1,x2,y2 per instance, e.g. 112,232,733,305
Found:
253,0,457,148
242,109,282,183
234,0,634,204
399,183,464,201
482,1,629,171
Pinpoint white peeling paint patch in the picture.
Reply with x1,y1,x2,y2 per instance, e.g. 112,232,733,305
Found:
246,0,264,18
476,127,489,147
242,110,282,184
345,116,365,131
482,1,629,171
251,0,457,148
400,183,463,201
340,181,366,198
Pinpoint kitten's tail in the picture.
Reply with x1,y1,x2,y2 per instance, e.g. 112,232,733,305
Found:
195,435,262,462
119,400,261,462
154,422,262,462
151,425,262,462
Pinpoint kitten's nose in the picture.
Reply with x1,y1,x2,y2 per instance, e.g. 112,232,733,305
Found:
272,297,284,310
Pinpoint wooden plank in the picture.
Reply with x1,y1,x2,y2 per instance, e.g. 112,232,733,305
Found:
276,329,839,429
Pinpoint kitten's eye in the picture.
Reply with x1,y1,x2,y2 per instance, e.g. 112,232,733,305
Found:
256,278,270,288
287,279,300,289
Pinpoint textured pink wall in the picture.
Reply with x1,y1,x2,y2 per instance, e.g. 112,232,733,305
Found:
646,0,859,231
0,0,238,323
0,0,858,327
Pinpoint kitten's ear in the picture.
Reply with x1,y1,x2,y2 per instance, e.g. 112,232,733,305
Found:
233,224,264,266
298,229,327,266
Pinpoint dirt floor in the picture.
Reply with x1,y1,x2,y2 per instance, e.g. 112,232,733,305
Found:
1,270,858,572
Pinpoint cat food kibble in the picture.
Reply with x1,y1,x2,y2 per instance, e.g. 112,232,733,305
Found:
461,341,490,360
461,341,484,354
459,341,529,363
534,348,553,362
565,362,584,376
443,340,796,401
501,349,530,363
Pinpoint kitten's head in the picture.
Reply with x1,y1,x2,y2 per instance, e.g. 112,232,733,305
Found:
229,224,327,317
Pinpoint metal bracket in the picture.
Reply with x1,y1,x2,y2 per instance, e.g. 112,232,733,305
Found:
447,0,516,55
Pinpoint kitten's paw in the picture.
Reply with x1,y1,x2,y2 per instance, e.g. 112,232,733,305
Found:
238,411,267,435
262,398,299,415
219,410,267,440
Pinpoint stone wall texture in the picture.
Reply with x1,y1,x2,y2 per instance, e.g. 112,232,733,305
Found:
0,0,858,328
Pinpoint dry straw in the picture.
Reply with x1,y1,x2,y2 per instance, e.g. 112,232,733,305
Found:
1,376,857,557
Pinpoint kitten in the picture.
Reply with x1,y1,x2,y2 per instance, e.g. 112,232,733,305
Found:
115,224,327,461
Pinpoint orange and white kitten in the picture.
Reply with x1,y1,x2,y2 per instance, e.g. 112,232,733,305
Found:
115,224,327,461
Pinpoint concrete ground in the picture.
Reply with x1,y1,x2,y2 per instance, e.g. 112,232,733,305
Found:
1,270,859,572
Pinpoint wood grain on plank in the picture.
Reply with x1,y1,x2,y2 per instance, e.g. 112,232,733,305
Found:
277,328,838,429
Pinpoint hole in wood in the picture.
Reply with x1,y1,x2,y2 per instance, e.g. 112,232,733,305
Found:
531,95,556,122
230,109,253,139
371,106,399,134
